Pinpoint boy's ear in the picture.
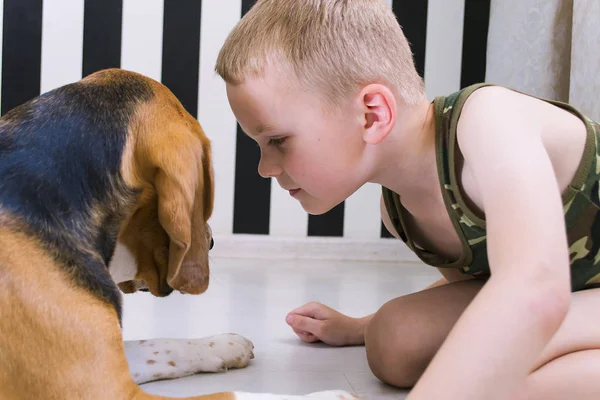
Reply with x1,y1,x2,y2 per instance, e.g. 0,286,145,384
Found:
360,84,397,145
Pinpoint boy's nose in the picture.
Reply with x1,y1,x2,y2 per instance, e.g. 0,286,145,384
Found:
258,156,282,178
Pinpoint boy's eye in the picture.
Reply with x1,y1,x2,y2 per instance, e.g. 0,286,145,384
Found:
268,137,287,147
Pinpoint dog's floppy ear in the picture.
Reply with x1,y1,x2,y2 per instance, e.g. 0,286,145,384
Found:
200,133,214,225
155,155,206,293
137,119,213,295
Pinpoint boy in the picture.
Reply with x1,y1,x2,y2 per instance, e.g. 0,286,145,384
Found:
215,1,600,399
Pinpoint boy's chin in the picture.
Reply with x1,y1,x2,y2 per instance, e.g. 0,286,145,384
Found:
300,199,342,216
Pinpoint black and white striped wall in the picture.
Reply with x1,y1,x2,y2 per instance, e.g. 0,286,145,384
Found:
0,0,490,241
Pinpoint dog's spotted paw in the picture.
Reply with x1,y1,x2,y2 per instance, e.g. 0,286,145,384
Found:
191,333,255,371
124,333,254,384
305,390,360,400
233,390,360,400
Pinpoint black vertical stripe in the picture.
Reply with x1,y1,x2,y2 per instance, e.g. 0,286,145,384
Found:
233,129,271,234
241,0,254,16
381,222,395,238
308,203,345,237
161,0,202,118
307,204,346,237
392,0,429,78
233,0,271,235
82,0,123,78
1,0,43,115
381,0,429,238
460,0,491,88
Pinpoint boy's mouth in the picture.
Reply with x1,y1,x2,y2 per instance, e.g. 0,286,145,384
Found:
289,188,301,197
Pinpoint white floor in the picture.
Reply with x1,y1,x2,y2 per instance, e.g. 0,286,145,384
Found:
122,256,439,399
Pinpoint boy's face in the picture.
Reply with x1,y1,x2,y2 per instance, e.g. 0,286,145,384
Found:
226,69,371,215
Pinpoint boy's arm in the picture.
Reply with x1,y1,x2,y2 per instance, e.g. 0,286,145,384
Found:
407,87,571,400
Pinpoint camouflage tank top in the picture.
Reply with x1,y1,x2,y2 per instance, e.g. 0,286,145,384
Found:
382,83,600,291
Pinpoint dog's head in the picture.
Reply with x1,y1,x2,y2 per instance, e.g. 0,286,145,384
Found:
109,76,215,297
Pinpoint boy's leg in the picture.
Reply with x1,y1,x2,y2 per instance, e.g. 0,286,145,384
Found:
365,281,600,397
510,350,600,400
509,287,600,400
364,279,485,387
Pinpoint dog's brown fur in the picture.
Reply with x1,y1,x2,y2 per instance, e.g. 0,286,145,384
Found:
0,69,234,400
116,73,215,297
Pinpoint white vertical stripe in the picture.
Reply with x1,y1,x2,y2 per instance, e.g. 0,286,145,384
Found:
269,180,308,237
199,0,242,236
121,0,164,82
423,0,465,99
343,182,382,239
569,0,599,121
348,0,391,238
40,0,84,94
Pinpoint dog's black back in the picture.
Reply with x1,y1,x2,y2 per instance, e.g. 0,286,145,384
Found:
0,70,155,322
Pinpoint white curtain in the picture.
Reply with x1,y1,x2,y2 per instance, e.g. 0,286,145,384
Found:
486,0,598,121
570,0,600,121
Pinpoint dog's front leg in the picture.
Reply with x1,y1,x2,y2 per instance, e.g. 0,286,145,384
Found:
124,334,254,384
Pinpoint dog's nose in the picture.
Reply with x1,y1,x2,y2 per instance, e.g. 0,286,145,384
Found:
209,237,214,250
158,281,174,297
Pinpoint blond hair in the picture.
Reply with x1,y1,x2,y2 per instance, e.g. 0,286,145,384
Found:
215,0,425,105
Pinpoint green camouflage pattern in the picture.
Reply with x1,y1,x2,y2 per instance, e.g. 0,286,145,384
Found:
382,84,600,292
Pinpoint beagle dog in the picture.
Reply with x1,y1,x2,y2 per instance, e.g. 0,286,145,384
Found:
0,69,357,400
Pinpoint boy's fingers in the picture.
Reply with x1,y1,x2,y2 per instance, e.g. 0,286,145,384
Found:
294,329,320,343
293,328,313,338
289,302,326,319
300,333,320,343
286,314,322,336
288,303,318,317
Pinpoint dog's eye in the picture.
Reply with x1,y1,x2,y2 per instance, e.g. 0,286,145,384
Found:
209,237,214,250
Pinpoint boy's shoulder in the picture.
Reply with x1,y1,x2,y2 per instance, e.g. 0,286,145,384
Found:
434,83,532,149
441,83,537,118
442,82,590,128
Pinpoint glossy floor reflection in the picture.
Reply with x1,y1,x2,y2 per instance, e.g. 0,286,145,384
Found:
122,257,438,399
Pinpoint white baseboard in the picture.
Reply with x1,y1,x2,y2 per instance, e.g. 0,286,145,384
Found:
210,234,421,263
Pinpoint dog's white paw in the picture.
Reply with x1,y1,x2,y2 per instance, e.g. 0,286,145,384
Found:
124,333,254,384
305,390,360,400
191,333,255,371
233,390,360,400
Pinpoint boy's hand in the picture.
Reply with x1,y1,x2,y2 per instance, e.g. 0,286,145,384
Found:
286,302,369,346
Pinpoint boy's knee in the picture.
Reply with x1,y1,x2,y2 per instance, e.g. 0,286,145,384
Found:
364,300,429,388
